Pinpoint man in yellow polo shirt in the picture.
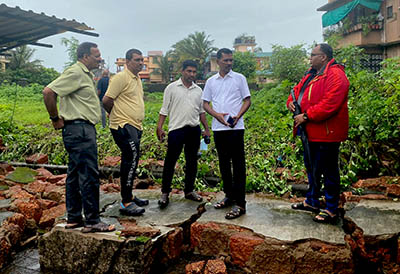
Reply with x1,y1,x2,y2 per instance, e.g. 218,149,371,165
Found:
43,42,114,233
102,48,149,216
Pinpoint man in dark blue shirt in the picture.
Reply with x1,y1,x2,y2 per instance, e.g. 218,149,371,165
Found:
97,69,109,128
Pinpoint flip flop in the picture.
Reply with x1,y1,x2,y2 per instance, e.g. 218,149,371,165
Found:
81,222,115,233
133,196,149,207
119,202,145,216
184,191,203,202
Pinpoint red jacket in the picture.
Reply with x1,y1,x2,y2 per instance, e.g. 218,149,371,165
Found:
286,59,349,142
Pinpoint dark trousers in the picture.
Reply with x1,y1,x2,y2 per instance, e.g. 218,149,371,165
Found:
214,130,246,208
62,122,100,225
161,125,201,194
111,124,142,204
305,142,341,214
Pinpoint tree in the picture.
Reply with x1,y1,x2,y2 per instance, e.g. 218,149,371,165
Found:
8,45,42,70
152,51,173,83
61,36,79,68
172,31,217,79
270,44,309,84
232,51,257,81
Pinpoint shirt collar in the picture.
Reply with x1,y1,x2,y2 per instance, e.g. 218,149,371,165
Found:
177,78,196,89
77,61,90,73
217,70,233,79
125,68,139,79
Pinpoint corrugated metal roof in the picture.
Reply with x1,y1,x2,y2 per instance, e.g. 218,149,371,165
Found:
0,4,99,53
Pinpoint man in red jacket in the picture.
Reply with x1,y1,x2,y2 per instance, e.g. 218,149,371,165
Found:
287,43,349,224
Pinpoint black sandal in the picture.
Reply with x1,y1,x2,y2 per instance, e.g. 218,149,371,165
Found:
225,205,246,219
185,191,203,202
313,211,338,224
214,197,232,209
158,193,169,209
291,202,320,213
65,221,84,229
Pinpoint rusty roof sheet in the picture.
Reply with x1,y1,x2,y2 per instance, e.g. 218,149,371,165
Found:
0,4,99,53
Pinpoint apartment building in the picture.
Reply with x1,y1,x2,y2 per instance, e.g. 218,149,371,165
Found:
318,0,400,70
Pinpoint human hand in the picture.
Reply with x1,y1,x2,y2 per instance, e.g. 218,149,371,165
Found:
156,127,166,142
215,113,229,126
288,102,295,112
52,118,64,130
294,113,306,127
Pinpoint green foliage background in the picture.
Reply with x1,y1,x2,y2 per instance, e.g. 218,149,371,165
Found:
0,44,399,195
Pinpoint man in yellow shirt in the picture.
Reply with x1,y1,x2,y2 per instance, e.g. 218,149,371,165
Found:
43,42,114,233
103,49,148,216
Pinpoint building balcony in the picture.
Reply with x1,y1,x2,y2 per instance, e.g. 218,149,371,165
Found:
338,27,382,47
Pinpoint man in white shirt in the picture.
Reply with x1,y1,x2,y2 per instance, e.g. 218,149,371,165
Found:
202,48,251,219
156,60,211,208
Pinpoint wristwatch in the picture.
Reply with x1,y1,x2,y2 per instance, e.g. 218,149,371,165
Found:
303,113,308,121
50,116,59,122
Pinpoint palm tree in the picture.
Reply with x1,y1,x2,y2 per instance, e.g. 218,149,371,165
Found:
8,45,42,70
172,31,217,79
152,51,173,83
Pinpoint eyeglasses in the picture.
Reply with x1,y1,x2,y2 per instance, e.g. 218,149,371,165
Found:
310,53,325,57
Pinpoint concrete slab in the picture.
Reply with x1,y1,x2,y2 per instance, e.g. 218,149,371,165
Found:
102,189,204,227
199,193,346,244
346,200,400,236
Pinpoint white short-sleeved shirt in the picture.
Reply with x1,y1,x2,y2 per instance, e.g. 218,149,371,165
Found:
160,78,205,132
202,70,250,131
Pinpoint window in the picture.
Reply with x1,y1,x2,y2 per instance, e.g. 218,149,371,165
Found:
387,6,393,19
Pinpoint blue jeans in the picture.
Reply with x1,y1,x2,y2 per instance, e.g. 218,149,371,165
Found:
305,142,341,214
62,121,100,225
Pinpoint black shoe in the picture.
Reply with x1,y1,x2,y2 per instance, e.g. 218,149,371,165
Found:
133,196,149,206
119,202,145,216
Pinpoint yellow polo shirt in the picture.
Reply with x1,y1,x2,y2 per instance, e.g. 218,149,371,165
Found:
47,61,101,125
105,68,145,130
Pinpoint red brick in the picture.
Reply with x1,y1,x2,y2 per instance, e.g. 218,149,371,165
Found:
3,213,26,230
6,185,34,200
25,153,48,164
26,180,48,193
386,184,400,197
0,164,13,175
102,156,121,167
47,174,67,184
35,168,53,180
164,228,183,260
185,261,205,274
204,259,227,274
229,233,264,267
39,204,66,228
13,198,42,223
37,199,58,210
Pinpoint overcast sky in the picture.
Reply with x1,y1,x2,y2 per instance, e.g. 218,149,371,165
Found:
2,0,326,73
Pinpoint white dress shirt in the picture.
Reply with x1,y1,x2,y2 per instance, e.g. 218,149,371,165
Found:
202,70,250,131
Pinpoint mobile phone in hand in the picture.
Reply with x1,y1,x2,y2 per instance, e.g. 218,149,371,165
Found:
227,116,235,128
